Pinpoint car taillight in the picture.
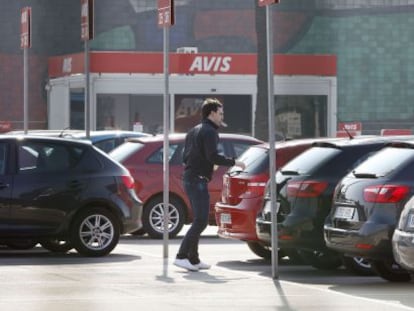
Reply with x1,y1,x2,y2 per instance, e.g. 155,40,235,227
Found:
286,181,328,198
363,185,409,203
121,175,135,189
240,182,267,199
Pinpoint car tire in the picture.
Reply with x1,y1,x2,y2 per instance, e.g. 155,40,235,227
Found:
298,249,343,270
6,240,38,250
342,256,374,276
371,259,412,282
40,239,73,253
70,207,120,257
142,196,185,239
246,241,271,259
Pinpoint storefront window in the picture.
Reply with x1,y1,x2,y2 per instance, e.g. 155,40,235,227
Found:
174,94,252,135
275,95,327,139
69,91,85,130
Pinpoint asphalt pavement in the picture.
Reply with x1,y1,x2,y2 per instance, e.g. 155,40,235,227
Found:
0,226,413,311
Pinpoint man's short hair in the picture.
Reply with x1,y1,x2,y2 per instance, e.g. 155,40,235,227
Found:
201,98,222,119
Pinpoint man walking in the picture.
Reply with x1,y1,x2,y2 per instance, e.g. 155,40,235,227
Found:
173,98,245,271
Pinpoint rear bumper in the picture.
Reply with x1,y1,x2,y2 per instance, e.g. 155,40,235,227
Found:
324,223,393,260
215,196,263,241
392,229,414,271
257,217,326,250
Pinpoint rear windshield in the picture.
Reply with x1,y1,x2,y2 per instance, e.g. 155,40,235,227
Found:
281,147,341,175
228,145,268,174
352,147,414,177
109,141,145,162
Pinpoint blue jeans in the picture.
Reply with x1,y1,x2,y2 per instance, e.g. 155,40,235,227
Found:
176,173,210,264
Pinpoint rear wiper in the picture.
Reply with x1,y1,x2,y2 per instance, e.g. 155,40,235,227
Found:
280,170,299,176
352,171,377,178
227,170,244,177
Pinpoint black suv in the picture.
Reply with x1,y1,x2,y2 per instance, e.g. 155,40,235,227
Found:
0,135,142,256
325,140,414,281
256,137,412,274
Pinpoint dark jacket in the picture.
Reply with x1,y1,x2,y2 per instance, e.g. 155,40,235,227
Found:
183,119,235,181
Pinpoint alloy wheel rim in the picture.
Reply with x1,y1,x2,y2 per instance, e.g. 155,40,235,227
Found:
79,214,114,250
150,203,179,233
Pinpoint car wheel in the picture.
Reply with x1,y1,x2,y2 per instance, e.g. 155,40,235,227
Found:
142,196,185,239
6,240,38,250
298,249,343,270
40,239,73,253
371,259,411,282
246,241,271,259
342,256,374,276
70,207,120,257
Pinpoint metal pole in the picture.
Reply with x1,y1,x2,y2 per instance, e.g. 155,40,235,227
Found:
84,40,90,138
23,48,28,134
162,25,170,259
266,4,278,279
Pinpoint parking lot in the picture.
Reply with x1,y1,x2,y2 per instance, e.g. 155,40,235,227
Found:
0,227,413,311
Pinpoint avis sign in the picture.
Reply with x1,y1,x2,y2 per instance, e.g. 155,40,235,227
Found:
20,7,31,49
158,0,175,27
258,0,279,6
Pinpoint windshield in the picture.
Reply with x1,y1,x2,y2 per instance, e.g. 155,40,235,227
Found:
352,147,414,177
281,146,341,175
109,142,145,162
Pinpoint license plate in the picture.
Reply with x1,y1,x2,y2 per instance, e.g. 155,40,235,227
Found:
220,213,232,224
334,206,355,220
408,214,414,228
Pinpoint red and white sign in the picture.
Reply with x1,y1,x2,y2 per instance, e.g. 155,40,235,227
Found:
337,122,362,137
48,52,337,78
20,7,31,49
381,129,412,136
158,0,175,27
81,0,94,41
338,122,362,132
258,0,279,7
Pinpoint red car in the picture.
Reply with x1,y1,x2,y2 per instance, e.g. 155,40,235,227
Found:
215,137,345,259
110,133,263,239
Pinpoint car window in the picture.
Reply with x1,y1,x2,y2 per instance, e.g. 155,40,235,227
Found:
94,138,116,153
232,141,255,158
109,142,145,162
281,147,341,175
18,142,84,173
0,143,7,175
352,147,414,177
147,144,180,164
228,145,268,174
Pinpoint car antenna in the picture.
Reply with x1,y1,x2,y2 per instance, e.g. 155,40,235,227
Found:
337,118,354,140
59,127,71,138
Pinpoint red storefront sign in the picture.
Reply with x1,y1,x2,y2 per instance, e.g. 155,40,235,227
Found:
20,7,31,48
157,0,175,27
48,52,337,78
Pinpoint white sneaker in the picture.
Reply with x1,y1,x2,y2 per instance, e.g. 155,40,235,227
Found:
173,258,199,271
195,261,211,270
